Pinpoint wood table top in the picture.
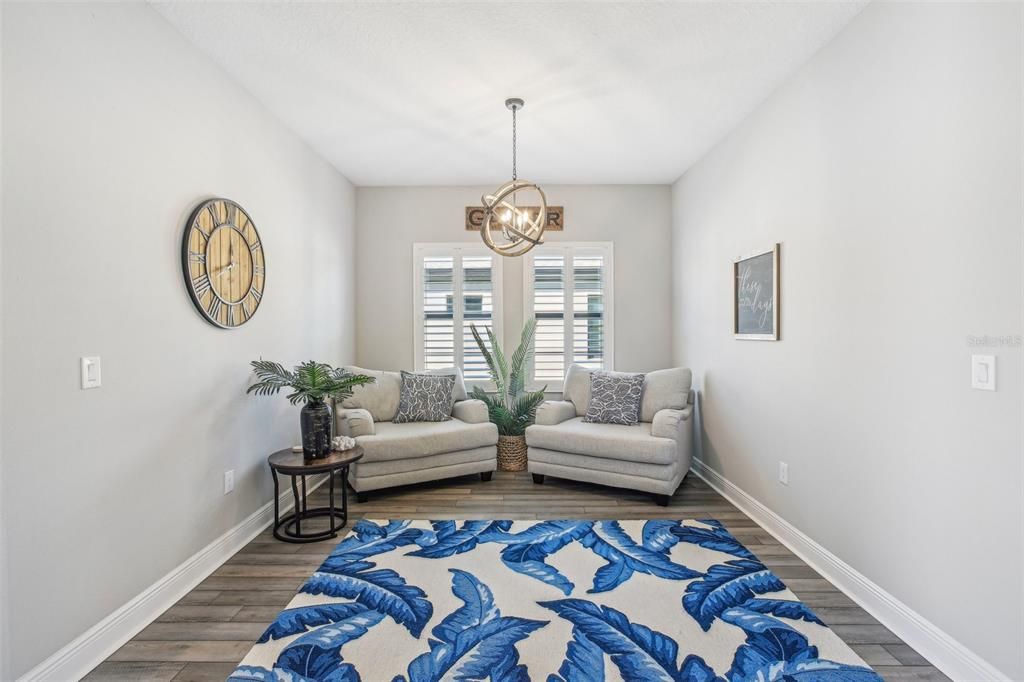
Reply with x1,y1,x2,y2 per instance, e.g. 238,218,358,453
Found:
268,446,364,474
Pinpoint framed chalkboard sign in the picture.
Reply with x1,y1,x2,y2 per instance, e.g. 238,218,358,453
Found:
733,244,780,340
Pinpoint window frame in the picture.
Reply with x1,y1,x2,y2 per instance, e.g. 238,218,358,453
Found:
523,241,615,390
412,243,504,389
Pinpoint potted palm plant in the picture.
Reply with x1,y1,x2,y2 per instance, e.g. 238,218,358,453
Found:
469,319,546,471
247,360,375,460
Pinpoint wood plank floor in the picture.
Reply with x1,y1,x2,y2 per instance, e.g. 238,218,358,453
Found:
87,472,949,682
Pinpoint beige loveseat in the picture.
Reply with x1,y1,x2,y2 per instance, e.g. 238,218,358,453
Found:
333,367,498,501
525,365,694,506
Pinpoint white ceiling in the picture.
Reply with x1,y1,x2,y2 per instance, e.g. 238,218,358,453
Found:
153,1,866,186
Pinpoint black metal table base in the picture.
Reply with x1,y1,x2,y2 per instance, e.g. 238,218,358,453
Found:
271,466,350,543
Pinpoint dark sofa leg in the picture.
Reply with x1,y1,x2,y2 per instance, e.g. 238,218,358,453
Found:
532,474,545,485
356,491,369,503
654,494,670,507
480,471,493,482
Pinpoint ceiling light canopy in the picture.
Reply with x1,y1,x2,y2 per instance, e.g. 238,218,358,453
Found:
480,98,548,258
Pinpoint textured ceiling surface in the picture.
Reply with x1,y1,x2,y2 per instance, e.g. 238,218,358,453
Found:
153,1,867,186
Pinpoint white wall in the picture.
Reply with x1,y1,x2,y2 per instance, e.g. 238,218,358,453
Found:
355,185,673,378
0,1,7,676
671,2,1022,678
1,3,356,678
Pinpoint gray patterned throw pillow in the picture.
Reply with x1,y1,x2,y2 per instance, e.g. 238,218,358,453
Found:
583,371,646,425
393,371,455,423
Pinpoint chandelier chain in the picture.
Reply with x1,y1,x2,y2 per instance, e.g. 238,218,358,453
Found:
480,97,546,257
511,105,517,181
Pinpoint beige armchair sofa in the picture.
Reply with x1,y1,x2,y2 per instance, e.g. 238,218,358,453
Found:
525,365,694,506
333,366,498,501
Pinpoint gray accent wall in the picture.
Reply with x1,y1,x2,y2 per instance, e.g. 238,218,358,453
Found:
355,185,673,375
1,3,356,678
671,2,1022,678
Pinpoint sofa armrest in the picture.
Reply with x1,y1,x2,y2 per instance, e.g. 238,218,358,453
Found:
650,406,692,440
337,408,375,437
452,399,490,424
535,400,577,426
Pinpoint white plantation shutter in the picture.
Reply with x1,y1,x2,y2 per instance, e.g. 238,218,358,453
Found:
461,255,496,381
525,243,614,387
572,254,605,370
532,254,566,383
414,245,502,383
421,256,455,370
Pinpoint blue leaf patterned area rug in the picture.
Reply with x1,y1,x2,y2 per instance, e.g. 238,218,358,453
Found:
228,519,883,682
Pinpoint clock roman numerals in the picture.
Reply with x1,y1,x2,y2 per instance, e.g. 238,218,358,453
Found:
224,202,238,226
253,264,265,276
206,204,220,228
250,287,262,303
188,251,206,263
192,274,211,297
250,239,261,253
207,296,222,320
230,302,253,326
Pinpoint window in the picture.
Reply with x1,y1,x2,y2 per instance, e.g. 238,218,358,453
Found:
413,244,503,383
524,243,614,386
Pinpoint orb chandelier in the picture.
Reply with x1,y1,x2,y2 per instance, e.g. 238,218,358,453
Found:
480,98,548,257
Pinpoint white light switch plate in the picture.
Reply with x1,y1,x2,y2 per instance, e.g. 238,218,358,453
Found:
224,470,235,494
971,355,996,391
778,462,789,485
80,356,101,389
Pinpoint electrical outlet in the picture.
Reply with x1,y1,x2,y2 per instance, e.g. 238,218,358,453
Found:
778,462,789,485
224,470,235,494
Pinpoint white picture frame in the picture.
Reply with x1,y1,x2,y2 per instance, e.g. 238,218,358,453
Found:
733,243,780,341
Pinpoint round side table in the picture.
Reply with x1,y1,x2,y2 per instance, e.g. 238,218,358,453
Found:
268,446,364,543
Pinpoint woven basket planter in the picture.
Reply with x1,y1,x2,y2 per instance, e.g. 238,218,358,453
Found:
497,435,528,472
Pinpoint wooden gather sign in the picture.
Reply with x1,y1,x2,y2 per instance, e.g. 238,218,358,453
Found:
465,206,564,232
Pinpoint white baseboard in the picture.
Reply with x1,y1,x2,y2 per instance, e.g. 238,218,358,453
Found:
20,474,331,682
690,459,1008,682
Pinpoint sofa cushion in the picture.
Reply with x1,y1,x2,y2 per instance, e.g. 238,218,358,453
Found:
565,364,694,422
393,371,455,423
341,366,401,422
525,417,676,465
356,419,498,463
639,367,692,422
562,364,593,417
584,371,645,425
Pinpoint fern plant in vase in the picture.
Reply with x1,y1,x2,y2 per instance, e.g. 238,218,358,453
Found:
247,361,375,459
469,319,546,471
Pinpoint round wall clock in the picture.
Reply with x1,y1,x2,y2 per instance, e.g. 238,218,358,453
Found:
181,198,265,329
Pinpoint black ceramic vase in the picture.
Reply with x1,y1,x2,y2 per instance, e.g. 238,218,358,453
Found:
300,399,333,460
